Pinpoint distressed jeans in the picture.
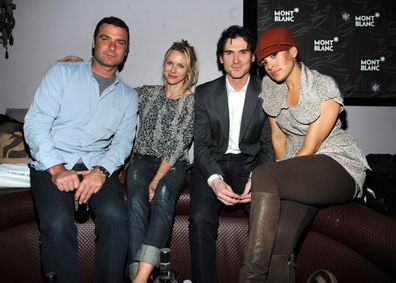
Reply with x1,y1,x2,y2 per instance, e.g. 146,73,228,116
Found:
126,155,187,277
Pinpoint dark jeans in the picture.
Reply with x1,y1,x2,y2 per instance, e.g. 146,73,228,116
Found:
30,164,128,283
189,154,251,283
252,154,356,257
126,155,187,269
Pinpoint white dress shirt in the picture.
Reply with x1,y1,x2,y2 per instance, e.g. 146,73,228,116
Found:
225,76,249,154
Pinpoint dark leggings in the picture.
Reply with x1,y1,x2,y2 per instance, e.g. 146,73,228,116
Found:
252,154,356,256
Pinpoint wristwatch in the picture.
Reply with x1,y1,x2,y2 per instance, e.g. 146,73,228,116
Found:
93,166,110,178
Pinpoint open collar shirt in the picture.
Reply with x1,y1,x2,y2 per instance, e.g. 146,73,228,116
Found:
24,59,138,175
225,76,249,154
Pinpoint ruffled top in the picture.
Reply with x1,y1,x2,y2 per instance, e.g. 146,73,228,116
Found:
260,63,369,196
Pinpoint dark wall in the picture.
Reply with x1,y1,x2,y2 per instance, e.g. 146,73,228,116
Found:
245,0,396,106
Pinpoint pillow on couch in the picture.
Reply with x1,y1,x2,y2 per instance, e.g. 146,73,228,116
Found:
0,113,29,164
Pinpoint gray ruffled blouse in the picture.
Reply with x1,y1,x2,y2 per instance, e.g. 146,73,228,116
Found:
260,63,369,197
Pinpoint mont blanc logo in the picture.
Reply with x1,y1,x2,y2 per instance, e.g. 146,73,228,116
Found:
369,81,381,94
340,11,351,22
360,57,385,71
274,7,299,22
355,12,380,27
313,37,338,52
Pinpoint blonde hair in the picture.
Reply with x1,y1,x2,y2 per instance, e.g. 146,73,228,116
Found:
162,39,199,91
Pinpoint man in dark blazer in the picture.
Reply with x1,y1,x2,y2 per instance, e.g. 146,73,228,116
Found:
189,25,274,283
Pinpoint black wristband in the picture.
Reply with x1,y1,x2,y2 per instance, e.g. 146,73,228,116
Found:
93,166,110,178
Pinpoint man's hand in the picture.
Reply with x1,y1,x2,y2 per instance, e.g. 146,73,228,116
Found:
48,164,80,192
239,179,252,203
210,178,241,206
74,168,106,204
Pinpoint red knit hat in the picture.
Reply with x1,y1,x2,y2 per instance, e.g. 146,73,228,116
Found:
256,26,297,65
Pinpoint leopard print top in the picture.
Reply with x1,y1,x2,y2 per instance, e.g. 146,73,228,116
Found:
132,85,194,166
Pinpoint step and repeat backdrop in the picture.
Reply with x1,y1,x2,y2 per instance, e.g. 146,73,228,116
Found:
246,0,396,105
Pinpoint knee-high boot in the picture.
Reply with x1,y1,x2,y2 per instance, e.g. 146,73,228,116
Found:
239,192,280,283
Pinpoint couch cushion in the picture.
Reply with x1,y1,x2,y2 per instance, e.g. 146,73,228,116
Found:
309,202,396,278
296,230,393,283
170,214,248,282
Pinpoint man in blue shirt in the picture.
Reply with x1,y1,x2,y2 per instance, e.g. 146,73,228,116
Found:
24,16,138,283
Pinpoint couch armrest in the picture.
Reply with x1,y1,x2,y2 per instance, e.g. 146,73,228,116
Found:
310,202,396,277
0,189,37,230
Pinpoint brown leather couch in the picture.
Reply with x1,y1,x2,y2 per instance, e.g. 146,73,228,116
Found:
0,187,395,283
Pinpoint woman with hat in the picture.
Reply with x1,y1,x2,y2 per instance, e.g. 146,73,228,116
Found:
239,26,369,282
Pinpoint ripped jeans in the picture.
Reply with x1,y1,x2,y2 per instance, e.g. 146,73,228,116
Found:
126,154,187,272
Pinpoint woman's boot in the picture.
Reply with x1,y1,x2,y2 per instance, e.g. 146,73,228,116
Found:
239,192,280,283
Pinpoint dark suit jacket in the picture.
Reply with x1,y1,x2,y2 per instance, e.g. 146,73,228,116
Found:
193,74,274,180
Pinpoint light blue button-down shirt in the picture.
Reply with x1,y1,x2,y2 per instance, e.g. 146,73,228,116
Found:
24,59,138,175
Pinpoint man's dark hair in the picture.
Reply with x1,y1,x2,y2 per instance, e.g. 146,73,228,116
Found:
216,25,255,72
93,16,130,50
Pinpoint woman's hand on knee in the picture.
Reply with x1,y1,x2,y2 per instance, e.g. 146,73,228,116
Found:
148,179,159,202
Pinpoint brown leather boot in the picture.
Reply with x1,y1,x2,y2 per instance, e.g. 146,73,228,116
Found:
239,192,280,283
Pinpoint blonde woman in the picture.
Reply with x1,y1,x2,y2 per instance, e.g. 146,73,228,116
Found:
126,40,199,283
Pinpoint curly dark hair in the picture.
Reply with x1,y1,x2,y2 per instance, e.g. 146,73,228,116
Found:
216,25,255,73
